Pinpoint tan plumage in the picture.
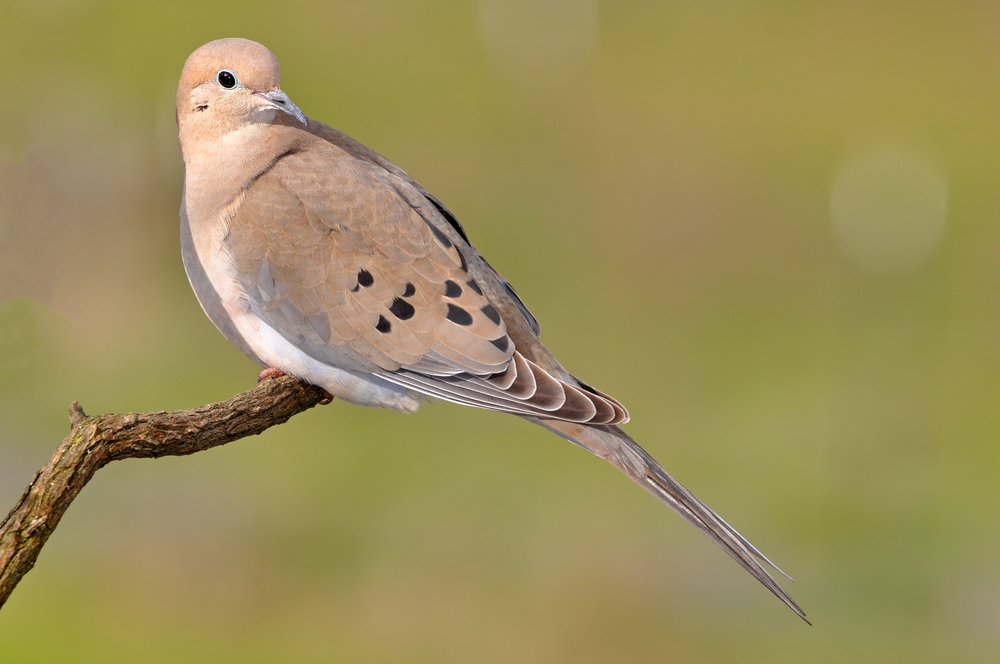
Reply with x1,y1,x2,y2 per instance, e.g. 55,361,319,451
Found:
177,38,806,622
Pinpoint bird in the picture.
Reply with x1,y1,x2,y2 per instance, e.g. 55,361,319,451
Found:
176,37,807,623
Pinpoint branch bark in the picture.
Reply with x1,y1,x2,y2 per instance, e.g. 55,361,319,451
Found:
0,374,330,610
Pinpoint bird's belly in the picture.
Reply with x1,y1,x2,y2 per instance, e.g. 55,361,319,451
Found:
228,307,422,413
182,205,420,413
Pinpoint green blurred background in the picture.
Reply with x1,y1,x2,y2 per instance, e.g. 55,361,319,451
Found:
2,1,998,661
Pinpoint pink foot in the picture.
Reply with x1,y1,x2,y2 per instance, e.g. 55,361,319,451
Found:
257,367,334,405
257,367,286,382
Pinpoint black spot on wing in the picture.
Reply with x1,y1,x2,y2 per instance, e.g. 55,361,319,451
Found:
490,336,510,352
389,297,415,320
481,304,501,325
466,279,482,295
403,282,416,297
358,269,374,287
375,315,392,333
458,250,468,273
350,283,360,293
444,280,462,298
446,304,473,326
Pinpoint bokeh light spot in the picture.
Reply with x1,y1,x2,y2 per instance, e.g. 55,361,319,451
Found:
830,147,948,274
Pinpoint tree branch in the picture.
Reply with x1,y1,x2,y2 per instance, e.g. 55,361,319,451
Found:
0,374,330,610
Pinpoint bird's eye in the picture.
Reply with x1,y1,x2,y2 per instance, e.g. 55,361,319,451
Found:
216,70,238,89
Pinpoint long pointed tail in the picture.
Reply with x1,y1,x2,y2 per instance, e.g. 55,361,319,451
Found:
530,418,809,624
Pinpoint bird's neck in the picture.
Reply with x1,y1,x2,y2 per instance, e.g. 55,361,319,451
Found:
180,122,297,226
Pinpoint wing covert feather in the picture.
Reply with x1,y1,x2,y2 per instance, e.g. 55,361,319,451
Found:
226,135,628,424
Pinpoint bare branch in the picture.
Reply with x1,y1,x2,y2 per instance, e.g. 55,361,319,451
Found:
0,374,330,609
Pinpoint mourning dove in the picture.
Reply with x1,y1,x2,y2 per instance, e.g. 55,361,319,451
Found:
177,38,807,623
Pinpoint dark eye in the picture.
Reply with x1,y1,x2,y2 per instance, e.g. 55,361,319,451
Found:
216,70,238,89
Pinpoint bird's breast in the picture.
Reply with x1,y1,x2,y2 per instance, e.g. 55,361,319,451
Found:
180,190,265,365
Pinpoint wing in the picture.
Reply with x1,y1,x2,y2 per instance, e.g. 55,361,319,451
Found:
227,137,626,425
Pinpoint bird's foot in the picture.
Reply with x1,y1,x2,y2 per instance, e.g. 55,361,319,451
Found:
257,367,286,382
257,367,335,405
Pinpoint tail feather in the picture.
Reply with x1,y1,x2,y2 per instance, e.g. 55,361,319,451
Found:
531,418,809,624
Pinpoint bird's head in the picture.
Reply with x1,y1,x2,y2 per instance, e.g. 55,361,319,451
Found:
177,38,307,146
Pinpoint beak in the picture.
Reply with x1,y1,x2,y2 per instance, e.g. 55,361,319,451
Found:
259,89,308,126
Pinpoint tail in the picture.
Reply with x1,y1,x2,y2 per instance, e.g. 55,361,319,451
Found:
530,418,809,624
